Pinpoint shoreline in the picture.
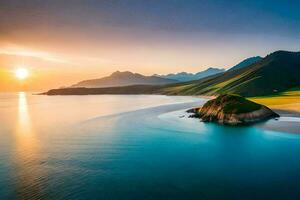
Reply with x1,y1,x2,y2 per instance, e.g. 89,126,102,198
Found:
255,109,300,134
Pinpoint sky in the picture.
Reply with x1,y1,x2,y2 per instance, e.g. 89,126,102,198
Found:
1,0,300,91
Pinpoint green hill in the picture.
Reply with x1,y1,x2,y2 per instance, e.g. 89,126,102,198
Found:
158,51,300,97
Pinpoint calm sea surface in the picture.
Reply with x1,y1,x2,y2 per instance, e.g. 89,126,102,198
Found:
1,93,300,200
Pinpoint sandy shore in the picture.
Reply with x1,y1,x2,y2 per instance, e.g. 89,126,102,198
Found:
254,109,300,134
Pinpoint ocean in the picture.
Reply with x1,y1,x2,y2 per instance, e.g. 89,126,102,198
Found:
1,93,300,199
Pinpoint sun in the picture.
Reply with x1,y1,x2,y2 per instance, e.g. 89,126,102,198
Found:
15,68,29,80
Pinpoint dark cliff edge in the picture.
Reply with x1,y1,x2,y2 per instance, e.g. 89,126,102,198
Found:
187,94,279,125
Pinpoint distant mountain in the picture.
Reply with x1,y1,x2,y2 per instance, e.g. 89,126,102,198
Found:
72,71,178,88
159,51,300,96
155,67,225,82
228,56,263,71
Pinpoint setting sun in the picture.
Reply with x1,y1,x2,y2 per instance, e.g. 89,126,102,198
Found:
15,68,29,80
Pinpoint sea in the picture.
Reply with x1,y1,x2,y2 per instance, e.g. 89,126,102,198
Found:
1,93,300,199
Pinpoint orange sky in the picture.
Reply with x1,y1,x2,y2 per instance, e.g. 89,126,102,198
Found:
0,34,247,92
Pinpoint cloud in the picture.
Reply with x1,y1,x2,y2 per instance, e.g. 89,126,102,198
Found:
0,47,70,64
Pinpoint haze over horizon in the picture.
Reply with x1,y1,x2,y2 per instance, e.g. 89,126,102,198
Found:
1,0,300,91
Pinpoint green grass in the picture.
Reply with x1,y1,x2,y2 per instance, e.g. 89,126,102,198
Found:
203,94,262,114
250,87,300,105
249,87,300,112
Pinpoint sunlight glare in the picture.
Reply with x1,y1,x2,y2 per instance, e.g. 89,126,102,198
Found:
15,68,29,80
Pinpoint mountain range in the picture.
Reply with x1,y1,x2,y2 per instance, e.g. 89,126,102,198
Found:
71,57,261,88
72,71,178,88
73,67,227,88
46,50,300,97
154,67,225,82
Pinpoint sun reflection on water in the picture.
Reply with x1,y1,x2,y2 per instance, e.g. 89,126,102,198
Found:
13,92,45,199
17,92,31,133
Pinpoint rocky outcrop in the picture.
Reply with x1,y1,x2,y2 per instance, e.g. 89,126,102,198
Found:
188,94,279,125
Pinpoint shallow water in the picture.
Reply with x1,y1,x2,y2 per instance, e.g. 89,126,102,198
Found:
1,93,300,199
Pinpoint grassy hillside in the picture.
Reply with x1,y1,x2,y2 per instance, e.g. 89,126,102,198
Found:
204,94,262,114
250,87,300,113
158,51,300,97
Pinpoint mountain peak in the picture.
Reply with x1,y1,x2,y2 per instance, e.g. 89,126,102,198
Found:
228,56,263,71
267,50,300,58
206,67,224,71
111,71,134,77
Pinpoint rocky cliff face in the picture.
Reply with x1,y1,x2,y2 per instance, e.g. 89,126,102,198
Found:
188,94,279,125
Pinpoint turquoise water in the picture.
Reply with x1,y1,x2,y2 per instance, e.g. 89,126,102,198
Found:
1,93,300,199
